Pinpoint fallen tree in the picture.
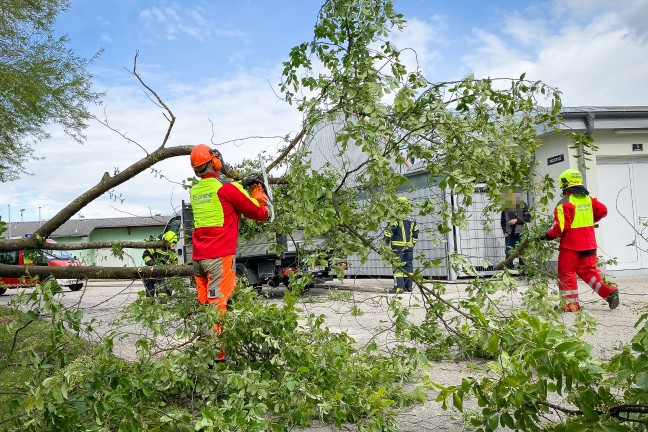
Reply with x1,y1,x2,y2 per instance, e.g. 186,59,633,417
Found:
0,263,193,279
3,1,647,431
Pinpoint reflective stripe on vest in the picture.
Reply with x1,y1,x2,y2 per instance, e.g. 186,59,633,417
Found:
190,178,224,228
557,194,593,231
143,249,155,264
389,219,417,247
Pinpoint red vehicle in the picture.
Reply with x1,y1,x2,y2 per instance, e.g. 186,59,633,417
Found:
0,239,86,295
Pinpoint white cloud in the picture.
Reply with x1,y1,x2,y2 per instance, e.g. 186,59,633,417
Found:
1,68,302,223
390,17,444,75
99,33,113,43
462,2,648,106
139,5,243,42
550,0,641,18
4,0,648,226
502,15,550,47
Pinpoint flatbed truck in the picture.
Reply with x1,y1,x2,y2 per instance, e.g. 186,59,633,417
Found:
164,202,337,290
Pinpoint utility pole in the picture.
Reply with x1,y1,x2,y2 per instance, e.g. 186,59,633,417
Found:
7,204,11,237
20,208,25,222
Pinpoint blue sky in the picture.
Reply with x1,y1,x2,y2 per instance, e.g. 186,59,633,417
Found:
2,0,648,226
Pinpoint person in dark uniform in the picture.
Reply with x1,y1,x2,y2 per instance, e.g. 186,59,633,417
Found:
384,196,419,294
142,230,178,299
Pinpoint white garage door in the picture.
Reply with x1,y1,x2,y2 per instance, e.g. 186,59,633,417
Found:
597,159,648,271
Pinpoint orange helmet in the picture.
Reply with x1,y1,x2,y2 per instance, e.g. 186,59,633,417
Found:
190,144,223,171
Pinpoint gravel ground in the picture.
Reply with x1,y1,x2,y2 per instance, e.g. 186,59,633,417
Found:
1,274,645,431
297,274,647,431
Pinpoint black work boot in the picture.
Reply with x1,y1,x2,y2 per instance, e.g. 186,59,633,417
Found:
607,290,620,310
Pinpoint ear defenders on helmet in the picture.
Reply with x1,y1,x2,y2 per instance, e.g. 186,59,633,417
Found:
210,148,223,171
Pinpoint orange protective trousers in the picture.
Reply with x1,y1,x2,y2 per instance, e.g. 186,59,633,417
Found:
193,255,236,361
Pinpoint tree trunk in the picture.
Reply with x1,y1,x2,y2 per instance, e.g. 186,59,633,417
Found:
0,264,194,279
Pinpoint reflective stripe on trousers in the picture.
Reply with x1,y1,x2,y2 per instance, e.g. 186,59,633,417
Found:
557,249,615,303
392,247,414,290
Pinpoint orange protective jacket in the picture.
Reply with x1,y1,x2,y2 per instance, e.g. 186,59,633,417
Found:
190,173,268,261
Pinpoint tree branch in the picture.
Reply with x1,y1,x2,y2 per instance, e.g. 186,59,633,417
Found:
0,263,194,279
0,240,169,252
533,399,648,418
131,51,175,150
267,127,308,172
0,145,193,254
337,222,474,322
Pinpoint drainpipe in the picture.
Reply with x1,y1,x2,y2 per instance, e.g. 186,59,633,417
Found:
584,112,595,136
579,111,595,187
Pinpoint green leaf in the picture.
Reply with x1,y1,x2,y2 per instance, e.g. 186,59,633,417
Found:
636,371,648,390
452,392,463,411
500,412,515,429
554,341,579,353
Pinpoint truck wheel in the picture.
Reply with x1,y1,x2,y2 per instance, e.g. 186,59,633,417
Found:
68,283,84,292
0,288,6,296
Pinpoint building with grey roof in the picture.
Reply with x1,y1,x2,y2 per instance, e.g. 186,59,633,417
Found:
1,216,170,267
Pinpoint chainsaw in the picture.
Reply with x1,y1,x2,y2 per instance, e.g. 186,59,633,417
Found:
241,156,275,222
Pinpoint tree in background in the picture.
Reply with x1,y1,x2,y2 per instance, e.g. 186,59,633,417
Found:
0,0,101,181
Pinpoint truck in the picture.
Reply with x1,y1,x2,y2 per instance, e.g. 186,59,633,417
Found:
164,201,342,291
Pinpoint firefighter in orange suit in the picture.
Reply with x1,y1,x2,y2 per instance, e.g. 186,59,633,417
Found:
189,144,269,361
544,168,620,312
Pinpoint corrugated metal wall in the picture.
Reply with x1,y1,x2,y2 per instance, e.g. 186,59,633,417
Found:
304,116,369,187
453,185,506,277
344,183,506,280
303,116,507,280
344,182,450,279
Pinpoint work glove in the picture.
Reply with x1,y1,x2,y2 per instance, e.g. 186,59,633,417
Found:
541,233,553,241
241,174,267,193
251,184,269,206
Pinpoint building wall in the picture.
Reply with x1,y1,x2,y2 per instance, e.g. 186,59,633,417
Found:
343,172,508,280
534,125,648,275
591,130,648,274
532,132,579,207
344,181,450,279
88,226,164,266
588,129,648,203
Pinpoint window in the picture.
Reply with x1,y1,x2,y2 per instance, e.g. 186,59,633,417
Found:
45,250,73,261
0,251,19,265
165,215,182,237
